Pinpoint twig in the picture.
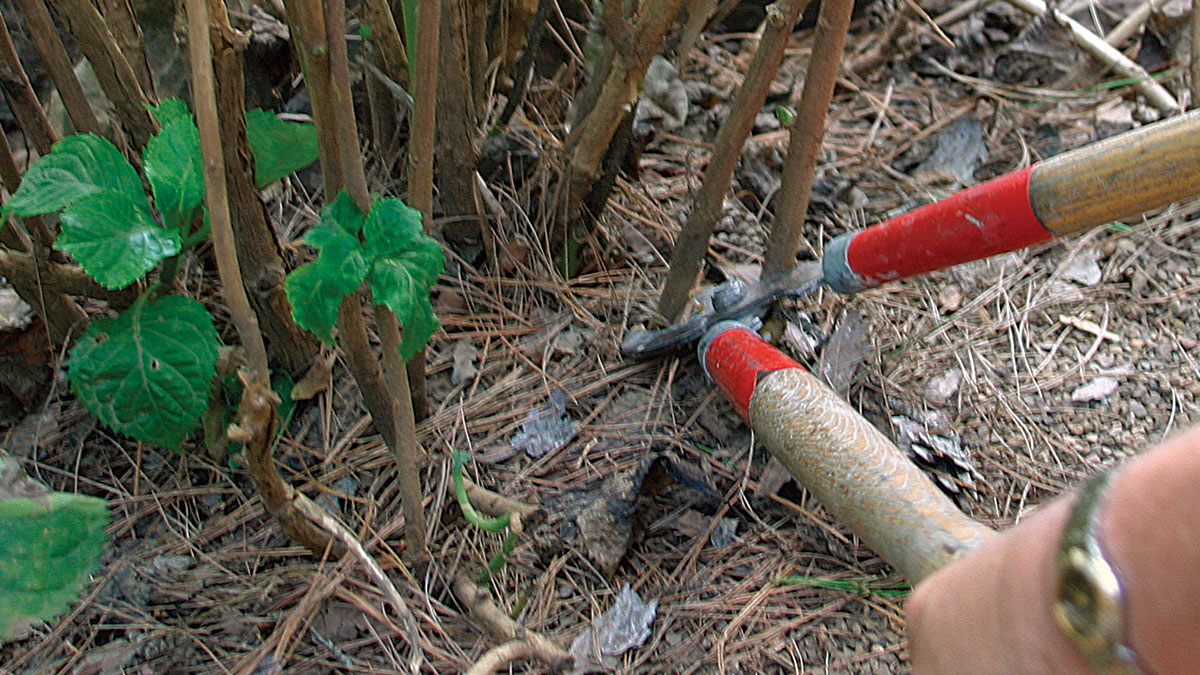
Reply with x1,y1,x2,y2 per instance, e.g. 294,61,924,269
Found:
1054,0,1171,90
187,0,269,380
203,0,318,377
897,0,953,48
461,475,539,520
189,0,337,559
290,493,422,646
10,0,100,136
1192,0,1200,109
494,0,552,131
0,10,59,155
565,0,685,221
1001,0,1179,113
45,0,157,147
404,0,443,420
95,0,154,95
361,0,410,88
657,0,812,320
323,0,429,563
1104,0,1171,48
762,0,856,276
453,575,572,671
466,639,535,675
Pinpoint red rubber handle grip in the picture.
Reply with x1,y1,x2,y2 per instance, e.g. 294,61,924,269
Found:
823,166,1052,293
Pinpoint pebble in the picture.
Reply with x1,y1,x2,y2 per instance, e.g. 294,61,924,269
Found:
1128,401,1147,418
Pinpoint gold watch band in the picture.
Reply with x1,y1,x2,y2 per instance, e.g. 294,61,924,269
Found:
1053,467,1142,674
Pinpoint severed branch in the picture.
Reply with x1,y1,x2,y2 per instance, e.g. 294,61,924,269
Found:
762,0,856,276
454,574,572,673
656,0,812,321
466,640,536,675
461,476,539,521
187,0,335,556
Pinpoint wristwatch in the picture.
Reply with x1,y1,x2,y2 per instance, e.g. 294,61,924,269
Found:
1053,467,1143,674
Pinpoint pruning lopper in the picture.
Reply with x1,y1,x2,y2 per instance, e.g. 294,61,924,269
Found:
622,110,1200,583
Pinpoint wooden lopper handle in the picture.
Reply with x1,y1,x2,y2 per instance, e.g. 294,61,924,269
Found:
702,324,995,582
823,109,1200,293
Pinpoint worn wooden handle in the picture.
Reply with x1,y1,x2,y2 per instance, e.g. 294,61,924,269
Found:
749,367,995,583
1030,108,1200,235
822,109,1200,293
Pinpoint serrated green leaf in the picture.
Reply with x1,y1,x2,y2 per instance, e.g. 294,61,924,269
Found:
148,98,190,128
398,296,439,361
245,109,319,188
9,134,146,216
144,115,204,234
323,189,365,237
0,490,108,641
368,242,444,361
54,190,182,289
285,234,368,344
68,296,220,450
303,219,356,251
362,195,424,260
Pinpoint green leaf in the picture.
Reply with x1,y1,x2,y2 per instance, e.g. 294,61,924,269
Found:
8,134,146,216
368,237,443,361
362,195,424,260
323,190,366,237
143,115,204,234
0,467,108,641
148,98,190,128
360,196,443,361
245,108,319,188
284,232,368,344
55,190,182,289
67,295,220,450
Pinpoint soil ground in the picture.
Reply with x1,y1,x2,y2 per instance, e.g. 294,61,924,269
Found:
2,0,1198,672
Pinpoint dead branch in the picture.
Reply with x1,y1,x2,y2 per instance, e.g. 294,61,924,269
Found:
565,0,687,225
227,371,336,555
11,0,102,136
762,0,856,276
1002,0,1179,113
45,0,157,148
0,91,85,343
0,10,59,154
461,476,539,521
453,574,572,671
656,0,812,321
0,248,137,306
290,493,423,647
466,639,536,675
